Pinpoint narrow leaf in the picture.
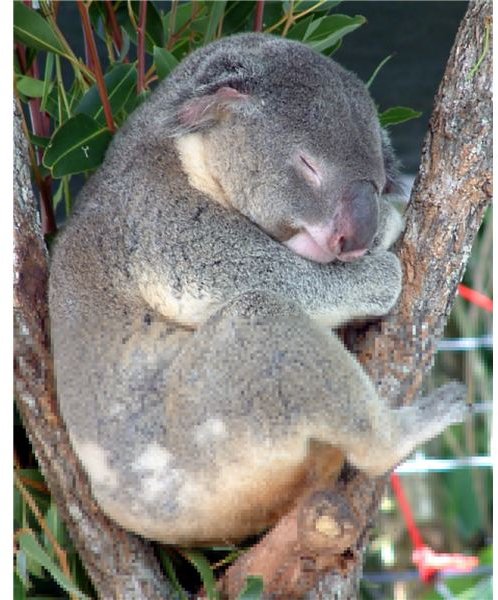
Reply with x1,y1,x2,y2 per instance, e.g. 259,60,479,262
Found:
75,64,137,123
18,532,90,599
183,550,219,600
237,575,264,600
41,52,55,113
294,1,342,13
305,14,366,53
157,548,189,600
13,571,27,600
379,106,422,127
153,47,179,80
366,54,393,88
43,114,113,177
204,1,227,43
286,15,315,41
116,1,164,53
14,2,68,56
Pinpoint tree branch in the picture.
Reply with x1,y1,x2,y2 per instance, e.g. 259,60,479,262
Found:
221,1,492,597
13,98,174,599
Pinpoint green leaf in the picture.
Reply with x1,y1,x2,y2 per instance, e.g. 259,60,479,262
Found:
286,15,315,41
45,503,68,553
183,550,219,600
75,63,137,124
237,575,264,600
15,75,46,98
13,571,27,600
29,134,50,149
304,14,366,53
220,1,255,35
164,3,194,39
41,52,55,113
157,548,189,600
18,532,90,599
379,106,422,127
287,0,342,13
366,54,393,88
153,47,179,80
43,114,113,177
205,1,227,42
116,1,164,53
14,2,67,56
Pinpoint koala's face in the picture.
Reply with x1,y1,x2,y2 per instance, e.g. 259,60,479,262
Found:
172,35,390,263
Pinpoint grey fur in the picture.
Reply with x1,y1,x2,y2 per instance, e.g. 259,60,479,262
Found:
49,34,467,545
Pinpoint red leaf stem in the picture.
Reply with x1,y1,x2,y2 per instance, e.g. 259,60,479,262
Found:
77,0,116,132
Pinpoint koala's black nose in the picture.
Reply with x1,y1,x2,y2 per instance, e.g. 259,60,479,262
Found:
329,181,379,259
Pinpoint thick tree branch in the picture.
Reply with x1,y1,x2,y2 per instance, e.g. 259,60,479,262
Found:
221,1,492,597
13,99,174,599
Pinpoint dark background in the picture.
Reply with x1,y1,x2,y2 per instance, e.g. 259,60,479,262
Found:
57,1,468,175
331,1,468,173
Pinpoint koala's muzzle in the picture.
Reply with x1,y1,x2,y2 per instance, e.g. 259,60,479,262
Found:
285,181,379,263
332,180,380,261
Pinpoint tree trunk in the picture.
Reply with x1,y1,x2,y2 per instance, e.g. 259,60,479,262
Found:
14,99,174,598
13,0,491,598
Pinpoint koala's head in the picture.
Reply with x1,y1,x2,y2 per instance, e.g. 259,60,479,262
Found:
156,34,400,263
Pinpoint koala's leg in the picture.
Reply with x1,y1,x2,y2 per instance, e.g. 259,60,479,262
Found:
152,291,467,543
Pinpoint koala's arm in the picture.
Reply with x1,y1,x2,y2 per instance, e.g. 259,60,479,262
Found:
373,197,405,250
129,198,402,329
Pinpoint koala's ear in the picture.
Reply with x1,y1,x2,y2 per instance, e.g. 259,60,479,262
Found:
380,128,405,196
177,85,250,131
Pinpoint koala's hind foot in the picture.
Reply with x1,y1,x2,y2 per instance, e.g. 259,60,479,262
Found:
394,382,469,457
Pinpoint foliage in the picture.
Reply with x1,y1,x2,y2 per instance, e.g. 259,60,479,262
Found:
13,1,490,599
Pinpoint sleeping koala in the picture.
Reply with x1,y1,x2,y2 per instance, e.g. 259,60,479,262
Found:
49,33,466,545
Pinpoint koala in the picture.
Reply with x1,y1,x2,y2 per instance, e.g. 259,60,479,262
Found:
49,33,466,545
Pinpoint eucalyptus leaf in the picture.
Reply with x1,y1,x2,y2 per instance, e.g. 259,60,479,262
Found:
15,75,46,98
237,575,264,600
286,15,315,41
18,532,90,599
157,548,189,599
305,14,366,53
379,106,422,127
14,571,27,600
43,114,113,177
164,2,196,39
14,2,68,56
293,1,342,13
183,550,219,600
153,47,179,80
366,54,393,88
75,63,137,124
116,1,164,53
41,52,54,113
221,1,255,35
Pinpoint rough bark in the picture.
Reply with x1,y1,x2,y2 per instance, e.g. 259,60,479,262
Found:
221,1,492,597
13,99,175,599
13,1,491,599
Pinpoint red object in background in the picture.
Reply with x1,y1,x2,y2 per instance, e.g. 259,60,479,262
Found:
390,472,479,582
458,284,493,312
389,281,490,582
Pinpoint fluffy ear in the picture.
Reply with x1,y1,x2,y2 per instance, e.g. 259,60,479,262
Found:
380,128,405,196
177,85,250,131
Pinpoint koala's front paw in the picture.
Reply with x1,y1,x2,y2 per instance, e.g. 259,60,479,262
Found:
355,250,402,318
373,199,405,250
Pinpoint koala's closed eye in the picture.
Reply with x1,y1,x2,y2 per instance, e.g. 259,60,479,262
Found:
295,153,323,188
